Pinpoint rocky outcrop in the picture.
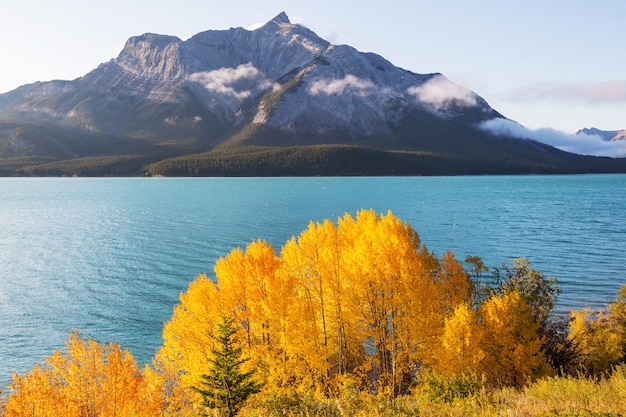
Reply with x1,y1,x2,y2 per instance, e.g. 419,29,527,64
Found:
0,12,499,137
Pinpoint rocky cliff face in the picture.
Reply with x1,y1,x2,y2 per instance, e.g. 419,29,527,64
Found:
1,12,498,138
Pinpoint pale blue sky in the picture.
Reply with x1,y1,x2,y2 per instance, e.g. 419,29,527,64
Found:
1,0,625,133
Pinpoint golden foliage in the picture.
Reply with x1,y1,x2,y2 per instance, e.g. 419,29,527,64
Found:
436,303,485,377
3,331,148,417
569,286,626,375
479,290,549,386
151,209,554,404
8,210,620,414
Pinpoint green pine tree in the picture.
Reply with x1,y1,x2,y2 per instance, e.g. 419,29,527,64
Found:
194,313,263,417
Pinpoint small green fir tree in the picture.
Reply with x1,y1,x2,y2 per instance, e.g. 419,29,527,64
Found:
194,313,263,417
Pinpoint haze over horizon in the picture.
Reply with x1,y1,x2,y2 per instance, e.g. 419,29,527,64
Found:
2,1,625,156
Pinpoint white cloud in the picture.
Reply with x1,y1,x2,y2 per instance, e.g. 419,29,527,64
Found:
308,74,377,97
245,21,265,31
502,80,626,104
480,118,626,158
290,15,306,26
189,63,273,100
408,75,477,109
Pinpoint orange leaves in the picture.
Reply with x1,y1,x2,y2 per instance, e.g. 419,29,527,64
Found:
479,291,548,386
155,273,222,412
431,290,549,387
156,209,481,398
437,251,473,312
568,286,626,376
4,209,567,413
437,303,485,377
4,331,145,417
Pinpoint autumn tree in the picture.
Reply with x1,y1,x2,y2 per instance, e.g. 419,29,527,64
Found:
569,285,626,375
492,258,560,326
432,281,551,385
152,274,225,414
280,218,366,394
490,258,570,373
609,285,626,361
338,210,447,396
3,331,147,417
215,240,282,353
194,314,262,417
479,290,549,386
434,302,485,377
152,209,564,403
215,240,296,391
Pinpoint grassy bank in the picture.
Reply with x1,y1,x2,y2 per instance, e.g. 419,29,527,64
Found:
239,367,626,416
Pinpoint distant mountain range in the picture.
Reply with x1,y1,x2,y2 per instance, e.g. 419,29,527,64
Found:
1,12,625,176
578,128,626,142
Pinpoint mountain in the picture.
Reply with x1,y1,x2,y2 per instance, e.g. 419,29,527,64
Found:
1,12,625,176
578,128,626,142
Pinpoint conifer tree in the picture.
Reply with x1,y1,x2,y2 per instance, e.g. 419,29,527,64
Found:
194,313,262,417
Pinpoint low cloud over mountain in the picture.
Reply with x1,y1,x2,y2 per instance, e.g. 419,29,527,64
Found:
480,118,626,158
407,75,478,109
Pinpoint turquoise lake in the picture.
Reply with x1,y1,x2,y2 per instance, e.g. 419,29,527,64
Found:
1,175,625,383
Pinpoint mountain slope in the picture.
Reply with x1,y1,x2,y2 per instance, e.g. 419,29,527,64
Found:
1,12,625,176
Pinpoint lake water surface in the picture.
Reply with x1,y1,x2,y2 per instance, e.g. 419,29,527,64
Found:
1,175,625,384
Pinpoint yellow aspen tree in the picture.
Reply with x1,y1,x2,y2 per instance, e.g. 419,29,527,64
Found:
567,286,626,376
479,290,548,386
569,307,624,376
60,335,109,415
436,250,473,312
219,242,281,382
5,365,64,417
287,220,343,388
280,234,332,392
260,260,297,391
237,240,290,391
279,218,366,394
154,274,224,413
138,364,169,416
215,247,253,347
607,285,626,364
340,210,392,393
413,251,475,374
241,240,281,350
4,332,144,417
100,342,143,416
340,209,435,396
320,218,365,383
334,214,372,384
435,302,485,377
214,240,284,375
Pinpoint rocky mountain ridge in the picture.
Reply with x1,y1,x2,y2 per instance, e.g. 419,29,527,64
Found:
1,12,625,176
578,128,626,142
0,13,497,137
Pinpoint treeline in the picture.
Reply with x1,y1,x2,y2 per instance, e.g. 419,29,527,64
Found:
143,145,462,177
2,210,625,416
15,155,149,177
